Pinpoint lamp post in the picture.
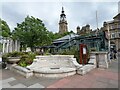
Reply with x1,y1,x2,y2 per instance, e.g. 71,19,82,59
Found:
107,23,111,62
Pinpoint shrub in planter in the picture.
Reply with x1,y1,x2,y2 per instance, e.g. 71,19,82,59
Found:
90,48,96,52
7,51,23,64
2,54,9,63
17,52,36,67
8,51,23,57
74,50,80,63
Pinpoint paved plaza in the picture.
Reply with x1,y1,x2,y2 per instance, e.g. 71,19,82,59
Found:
0,58,119,89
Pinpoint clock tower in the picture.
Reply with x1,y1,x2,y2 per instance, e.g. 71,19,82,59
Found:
59,7,68,34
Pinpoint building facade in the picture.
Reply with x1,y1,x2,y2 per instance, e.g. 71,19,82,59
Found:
59,7,68,34
101,13,120,51
76,24,92,35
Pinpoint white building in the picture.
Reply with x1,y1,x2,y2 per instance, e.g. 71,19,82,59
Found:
2,38,20,54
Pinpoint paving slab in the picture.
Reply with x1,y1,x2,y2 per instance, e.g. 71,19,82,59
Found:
2,82,11,88
10,83,27,88
46,60,118,88
0,80,2,89
106,83,118,88
27,83,45,88
91,81,108,88
9,80,19,86
1,58,119,88
2,77,16,83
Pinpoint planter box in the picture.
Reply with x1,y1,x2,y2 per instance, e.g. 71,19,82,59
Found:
8,57,20,63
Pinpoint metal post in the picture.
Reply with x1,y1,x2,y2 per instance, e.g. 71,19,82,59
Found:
107,23,111,62
96,10,98,29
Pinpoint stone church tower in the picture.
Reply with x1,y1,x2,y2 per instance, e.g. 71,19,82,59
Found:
59,7,68,34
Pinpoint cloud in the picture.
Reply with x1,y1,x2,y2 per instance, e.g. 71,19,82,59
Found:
1,1,119,33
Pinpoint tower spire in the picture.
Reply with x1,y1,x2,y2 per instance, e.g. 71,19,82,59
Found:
59,7,68,34
62,7,64,13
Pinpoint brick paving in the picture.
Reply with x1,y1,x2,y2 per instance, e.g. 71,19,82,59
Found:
47,59,119,88
1,59,119,89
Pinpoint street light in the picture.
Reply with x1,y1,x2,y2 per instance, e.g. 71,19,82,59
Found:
107,23,111,62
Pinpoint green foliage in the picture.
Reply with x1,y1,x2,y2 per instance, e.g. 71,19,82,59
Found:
8,51,22,57
2,54,9,62
59,46,77,55
90,48,96,51
53,31,75,39
0,18,11,37
0,43,2,52
58,46,90,64
12,16,52,51
2,51,35,67
2,51,22,63
74,50,80,63
17,52,36,67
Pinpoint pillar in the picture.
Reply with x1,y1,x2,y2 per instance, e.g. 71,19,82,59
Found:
6,40,9,53
17,40,20,52
2,40,5,53
9,39,13,52
15,40,17,51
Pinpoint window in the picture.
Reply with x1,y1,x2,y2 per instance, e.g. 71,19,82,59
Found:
118,24,120,28
111,33,115,38
119,33,120,37
110,24,114,29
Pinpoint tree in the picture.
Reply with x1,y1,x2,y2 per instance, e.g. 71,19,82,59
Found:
53,30,75,40
12,16,52,51
0,18,11,38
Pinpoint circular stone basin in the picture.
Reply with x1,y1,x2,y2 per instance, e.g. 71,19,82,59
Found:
33,67,76,78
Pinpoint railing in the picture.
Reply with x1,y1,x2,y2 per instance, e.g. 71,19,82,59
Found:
55,38,76,49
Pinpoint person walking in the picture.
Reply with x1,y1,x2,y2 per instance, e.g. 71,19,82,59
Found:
113,49,117,60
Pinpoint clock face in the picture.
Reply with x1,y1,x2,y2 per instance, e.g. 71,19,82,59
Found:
61,17,66,21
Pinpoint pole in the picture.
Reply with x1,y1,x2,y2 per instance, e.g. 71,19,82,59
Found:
96,10,98,29
107,23,111,62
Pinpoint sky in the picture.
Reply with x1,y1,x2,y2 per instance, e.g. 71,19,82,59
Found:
0,0,119,33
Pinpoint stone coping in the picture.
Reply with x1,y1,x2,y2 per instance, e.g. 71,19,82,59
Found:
77,64,95,75
8,57,20,59
36,55,74,59
10,64,33,78
11,64,33,73
33,67,76,74
90,51,108,54
35,71,76,78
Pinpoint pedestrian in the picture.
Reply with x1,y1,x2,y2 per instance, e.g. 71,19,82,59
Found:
113,49,117,60
110,50,113,59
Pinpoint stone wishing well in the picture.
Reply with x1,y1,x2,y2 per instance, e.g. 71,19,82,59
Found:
11,52,109,78
26,55,77,78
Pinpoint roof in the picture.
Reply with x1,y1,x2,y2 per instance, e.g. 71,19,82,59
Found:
54,33,79,41
113,13,120,19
